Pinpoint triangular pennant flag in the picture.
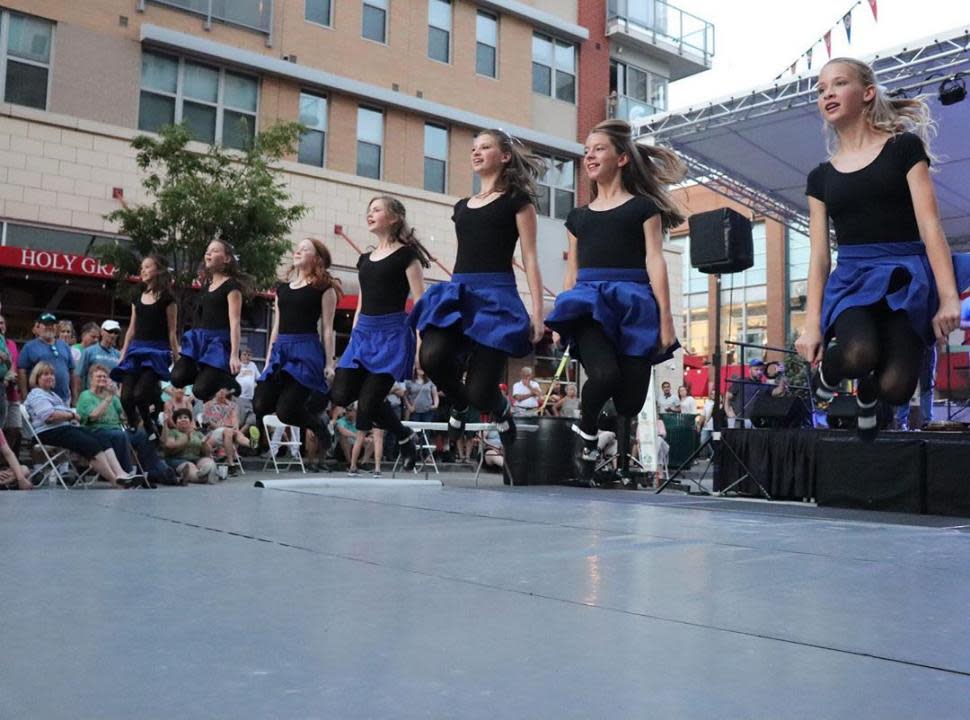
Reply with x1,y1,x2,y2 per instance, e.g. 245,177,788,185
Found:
824,30,832,57
868,0,878,21
842,11,853,43
807,47,814,69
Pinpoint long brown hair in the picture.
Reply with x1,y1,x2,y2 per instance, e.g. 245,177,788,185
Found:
587,119,686,230
477,129,545,204
368,195,433,268
202,238,254,299
820,57,937,163
143,253,174,301
288,238,343,295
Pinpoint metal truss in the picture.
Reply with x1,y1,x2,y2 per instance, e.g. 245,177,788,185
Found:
642,27,969,233
677,151,811,236
639,27,969,141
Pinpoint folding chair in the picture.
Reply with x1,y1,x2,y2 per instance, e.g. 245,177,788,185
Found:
20,405,96,489
262,414,306,474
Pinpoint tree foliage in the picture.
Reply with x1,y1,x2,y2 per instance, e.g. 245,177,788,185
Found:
101,122,307,322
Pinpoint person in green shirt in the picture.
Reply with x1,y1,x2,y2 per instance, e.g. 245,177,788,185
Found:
162,408,216,484
76,364,134,471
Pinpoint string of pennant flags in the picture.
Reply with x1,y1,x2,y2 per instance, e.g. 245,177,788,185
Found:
776,0,879,79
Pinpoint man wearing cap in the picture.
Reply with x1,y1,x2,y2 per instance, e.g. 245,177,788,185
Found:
725,358,768,428
18,313,76,405
74,320,123,395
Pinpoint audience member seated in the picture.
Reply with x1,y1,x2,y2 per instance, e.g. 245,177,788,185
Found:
201,388,256,475
162,409,216,484
77,364,175,486
0,426,31,490
455,406,480,463
163,384,195,429
334,405,377,474
482,429,504,472
24,361,142,488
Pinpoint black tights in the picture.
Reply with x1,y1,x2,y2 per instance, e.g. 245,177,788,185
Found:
120,368,161,431
418,326,508,417
252,372,329,440
330,368,410,436
823,303,924,405
573,319,653,437
170,357,238,402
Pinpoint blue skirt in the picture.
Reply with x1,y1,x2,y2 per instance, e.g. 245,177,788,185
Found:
179,328,231,372
821,242,970,345
259,333,329,395
110,339,172,382
409,272,532,358
338,312,416,381
545,268,677,364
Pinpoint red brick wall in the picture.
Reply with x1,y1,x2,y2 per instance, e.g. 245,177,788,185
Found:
576,0,610,206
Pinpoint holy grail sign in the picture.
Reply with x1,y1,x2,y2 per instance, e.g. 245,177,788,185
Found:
0,246,116,279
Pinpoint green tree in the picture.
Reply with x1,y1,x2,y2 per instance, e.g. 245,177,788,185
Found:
101,122,307,323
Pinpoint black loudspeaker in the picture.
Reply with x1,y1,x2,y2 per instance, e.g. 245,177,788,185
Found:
826,394,893,430
688,208,754,274
750,394,810,429
826,394,858,429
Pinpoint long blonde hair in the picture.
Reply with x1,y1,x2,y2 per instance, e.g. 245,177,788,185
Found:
588,119,686,230
476,129,545,204
820,57,937,163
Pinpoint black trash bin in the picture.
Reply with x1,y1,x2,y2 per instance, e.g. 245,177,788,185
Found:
504,416,581,485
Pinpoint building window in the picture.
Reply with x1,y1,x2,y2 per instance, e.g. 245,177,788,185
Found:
356,106,383,179
147,0,272,34
532,33,575,103
471,172,481,195
305,0,332,26
475,11,498,78
0,10,53,110
362,0,388,43
675,236,712,356
424,123,448,193
138,51,258,150
298,92,327,167
609,60,668,116
428,0,451,63
5,222,121,256
536,155,575,220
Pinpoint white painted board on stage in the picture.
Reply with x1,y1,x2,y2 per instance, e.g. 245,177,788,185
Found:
255,477,442,490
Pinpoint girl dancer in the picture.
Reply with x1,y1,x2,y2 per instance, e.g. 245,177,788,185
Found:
170,239,248,401
331,196,430,471
411,129,545,446
795,57,970,440
112,255,179,439
545,119,683,480
253,238,338,454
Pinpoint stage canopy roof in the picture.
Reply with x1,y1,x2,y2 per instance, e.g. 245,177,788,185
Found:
639,27,970,244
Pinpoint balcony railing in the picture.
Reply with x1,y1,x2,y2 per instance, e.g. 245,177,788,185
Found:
607,0,714,63
144,0,273,35
607,93,662,127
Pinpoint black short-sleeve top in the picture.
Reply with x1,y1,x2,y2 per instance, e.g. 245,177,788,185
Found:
805,132,929,246
451,191,532,274
198,278,240,330
134,293,174,342
565,195,659,269
277,281,327,334
357,246,418,315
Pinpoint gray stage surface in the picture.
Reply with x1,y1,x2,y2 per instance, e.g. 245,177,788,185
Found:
3,477,970,719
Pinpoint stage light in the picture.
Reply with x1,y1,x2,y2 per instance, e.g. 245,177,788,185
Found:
939,75,966,106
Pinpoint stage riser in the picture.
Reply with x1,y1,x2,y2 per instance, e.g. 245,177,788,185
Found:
717,429,970,518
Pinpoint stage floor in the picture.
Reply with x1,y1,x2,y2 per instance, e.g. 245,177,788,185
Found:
4,479,970,718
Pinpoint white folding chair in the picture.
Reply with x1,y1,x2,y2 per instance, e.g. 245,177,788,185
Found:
262,414,306,474
20,405,96,489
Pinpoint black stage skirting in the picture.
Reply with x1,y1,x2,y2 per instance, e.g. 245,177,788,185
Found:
716,429,970,517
